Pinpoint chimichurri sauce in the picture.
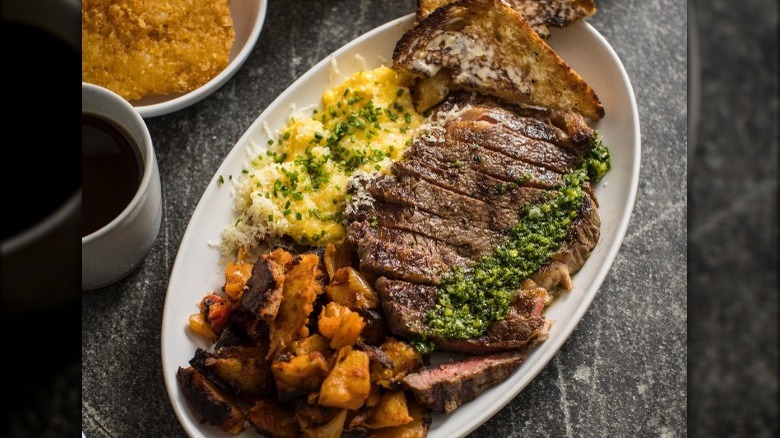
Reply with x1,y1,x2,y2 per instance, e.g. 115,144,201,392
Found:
413,134,611,354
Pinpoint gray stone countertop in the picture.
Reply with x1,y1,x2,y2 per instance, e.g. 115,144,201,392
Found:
82,0,688,436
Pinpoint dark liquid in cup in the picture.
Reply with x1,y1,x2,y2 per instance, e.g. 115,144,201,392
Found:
1,21,79,241
81,114,143,237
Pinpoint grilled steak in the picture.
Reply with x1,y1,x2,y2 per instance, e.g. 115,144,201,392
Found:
346,95,601,353
402,350,527,413
375,277,552,353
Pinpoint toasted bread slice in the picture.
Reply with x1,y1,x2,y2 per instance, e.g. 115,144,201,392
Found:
395,0,604,119
417,0,596,39
411,71,453,113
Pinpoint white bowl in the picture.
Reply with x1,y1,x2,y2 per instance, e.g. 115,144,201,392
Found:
82,83,162,290
131,0,268,118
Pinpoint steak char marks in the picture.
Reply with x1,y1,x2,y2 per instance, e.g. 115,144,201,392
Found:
346,94,601,353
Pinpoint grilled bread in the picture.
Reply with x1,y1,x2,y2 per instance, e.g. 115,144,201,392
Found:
417,0,597,39
394,0,604,119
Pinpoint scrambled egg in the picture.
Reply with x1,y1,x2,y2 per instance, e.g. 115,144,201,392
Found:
223,66,423,255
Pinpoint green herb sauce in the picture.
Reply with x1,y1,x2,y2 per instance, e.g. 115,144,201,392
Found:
413,133,610,353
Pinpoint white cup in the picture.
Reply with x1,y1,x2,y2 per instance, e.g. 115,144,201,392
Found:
81,83,162,290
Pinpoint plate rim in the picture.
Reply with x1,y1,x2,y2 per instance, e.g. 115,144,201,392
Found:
133,0,268,118
161,13,641,438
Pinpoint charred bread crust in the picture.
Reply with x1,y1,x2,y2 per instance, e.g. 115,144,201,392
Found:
417,0,597,39
394,0,605,120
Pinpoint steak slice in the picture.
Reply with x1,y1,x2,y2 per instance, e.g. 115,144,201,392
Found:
363,174,520,232
375,277,551,354
533,191,600,291
393,159,548,209
446,119,581,173
402,350,526,414
374,277,438,339
407,127,566,189
349,222,472,285
348,201,506,258
437,93,595,149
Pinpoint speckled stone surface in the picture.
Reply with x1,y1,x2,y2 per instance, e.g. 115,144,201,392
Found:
79,0,692,436
688,0,778,436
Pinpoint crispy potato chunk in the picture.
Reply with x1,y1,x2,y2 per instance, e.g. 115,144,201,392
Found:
189,313,217,342
365,391,413,429
269,247,296,269
367,398,430,438
224,261,253,301
319,347,371,410
177,367,245,435
323,243,355,279
301,408,348,438
191,346,274,398
272,352,329,401
318,302,365,349
292,333,332,358
326,267,380,310
82,0,235,101
371,339,424,390
247,399,300,438
269,254,323,356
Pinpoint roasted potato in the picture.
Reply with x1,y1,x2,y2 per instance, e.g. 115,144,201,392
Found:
182,246,428,437
318,302,365,349
326,267,380,310
323,243,356,280
292,333,333,358
224,261,253,301
319,347,371,410
269,254,323,356
190,346,274,398
177,367,245,435
247,399,300,438
365,391,413,429
367,398,430,438
272,352,329,401
371,338,424,390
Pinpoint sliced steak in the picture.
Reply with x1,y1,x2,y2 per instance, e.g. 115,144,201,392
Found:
347,94,602,353
374,277,438,339
532,191,601,291
375,277,551,354
446,119,581,173
393,159,548,209
363,174,520,232
350,201,506,258
433,285,552,354
402,350,526,414
349,221,471,285
437,93,595,149
407,127,566,189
